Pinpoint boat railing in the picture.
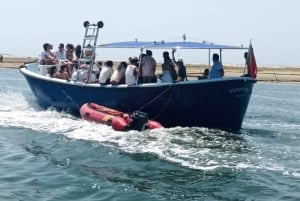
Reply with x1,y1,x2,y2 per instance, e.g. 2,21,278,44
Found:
38,64,61,76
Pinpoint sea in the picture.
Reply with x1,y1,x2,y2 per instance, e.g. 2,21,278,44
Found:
0,67,299,201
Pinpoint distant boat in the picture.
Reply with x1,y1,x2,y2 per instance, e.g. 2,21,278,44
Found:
19,21,256,132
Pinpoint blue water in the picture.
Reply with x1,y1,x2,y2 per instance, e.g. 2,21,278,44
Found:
0,68,300,201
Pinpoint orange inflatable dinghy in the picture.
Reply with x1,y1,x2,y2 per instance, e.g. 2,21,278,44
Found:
80,103,163,131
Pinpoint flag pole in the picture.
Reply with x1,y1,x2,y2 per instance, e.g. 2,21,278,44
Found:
247,40,257,79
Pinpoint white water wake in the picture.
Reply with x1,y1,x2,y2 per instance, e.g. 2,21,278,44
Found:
0,90,299,178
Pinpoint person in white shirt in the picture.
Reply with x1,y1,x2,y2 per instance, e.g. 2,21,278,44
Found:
99,60,113,85
40,43,58,65
125,57,139,85
55,43,66,61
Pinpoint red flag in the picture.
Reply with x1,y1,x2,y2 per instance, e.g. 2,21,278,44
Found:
247,42,257,78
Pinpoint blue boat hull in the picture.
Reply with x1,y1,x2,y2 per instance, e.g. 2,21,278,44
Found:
20,65,256,132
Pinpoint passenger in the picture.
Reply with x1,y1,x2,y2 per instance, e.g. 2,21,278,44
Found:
73,44,82,69
90,61,101,83
95,61,103,71
198,68,209,80
74,45,95,82
99,60,113,85
84,44,94,59
171,49,187,81
66,43,75,62
110,61,127,85
176,59,187,81
87,47,99,82
76,63,99,83
48,44,56,56
125,57,139,85
140,50,156,83
75,45,82,60
55,65,69,80
72,60,102,82
64,43,76,75
55,43,73,73
83,60,101,83
242,51,251,77
209,53,224,79
95,61,103,79
138,53,146,83
47,66,57,78
161,51,176,83
40,43,58,65
55,43,66,60
131,56,139,67
72,47,99,83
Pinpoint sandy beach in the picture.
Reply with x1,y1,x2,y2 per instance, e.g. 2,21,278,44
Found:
0,55,37,68
1,55,300,83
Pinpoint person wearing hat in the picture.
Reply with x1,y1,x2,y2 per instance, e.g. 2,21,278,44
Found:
125,57,139,85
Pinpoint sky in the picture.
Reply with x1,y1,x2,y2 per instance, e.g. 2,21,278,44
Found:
1,0,300,67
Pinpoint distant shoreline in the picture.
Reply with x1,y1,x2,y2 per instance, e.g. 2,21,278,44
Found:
1,55,300,83
0,55,37,68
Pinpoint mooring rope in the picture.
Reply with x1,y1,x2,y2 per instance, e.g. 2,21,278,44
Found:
60,83,174,120
61,88,81,111
135,84,174,119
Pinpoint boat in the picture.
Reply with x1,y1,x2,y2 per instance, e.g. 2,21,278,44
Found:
80,103,163,131
19,20,257,132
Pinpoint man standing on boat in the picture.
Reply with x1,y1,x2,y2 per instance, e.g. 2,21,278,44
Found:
140,50,156,83
209,53,224,79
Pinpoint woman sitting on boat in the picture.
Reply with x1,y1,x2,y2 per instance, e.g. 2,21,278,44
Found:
125,57,139,85
198,68,209,80
161,51,176,83
99,60,113,85
110,61,127,85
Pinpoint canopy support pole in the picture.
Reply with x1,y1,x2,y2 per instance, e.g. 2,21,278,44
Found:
208,49,211,78
136,48,144,85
